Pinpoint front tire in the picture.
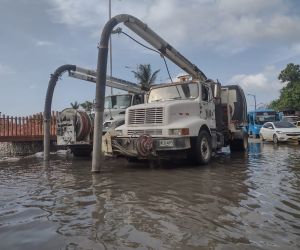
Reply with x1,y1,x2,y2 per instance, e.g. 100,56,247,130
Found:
273,134,278,144
70,145,92,157
260,133,265,141
191,130,212,165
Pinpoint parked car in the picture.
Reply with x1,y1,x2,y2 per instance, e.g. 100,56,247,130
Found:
282,115,299,125
260,121,300,144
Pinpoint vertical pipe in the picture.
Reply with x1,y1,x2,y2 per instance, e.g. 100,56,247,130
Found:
109,0,113,95
92,16,125,172
92,47,108,172
43,65,76,161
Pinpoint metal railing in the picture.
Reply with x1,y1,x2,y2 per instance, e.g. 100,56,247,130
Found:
0,112,58,141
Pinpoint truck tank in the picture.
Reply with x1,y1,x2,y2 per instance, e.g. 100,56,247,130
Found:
57,108,92,142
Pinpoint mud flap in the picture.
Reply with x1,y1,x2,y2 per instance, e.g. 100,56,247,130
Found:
102,132,113,154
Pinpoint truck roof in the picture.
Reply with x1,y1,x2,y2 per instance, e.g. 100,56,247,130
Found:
150,80,199,90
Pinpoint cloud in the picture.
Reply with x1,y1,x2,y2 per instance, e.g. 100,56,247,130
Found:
228,65,284,105
29,84,37,89
47,0,300,53
36,40,54,46
0,63,15,75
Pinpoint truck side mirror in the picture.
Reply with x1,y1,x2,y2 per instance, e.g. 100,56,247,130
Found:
213,83,221,99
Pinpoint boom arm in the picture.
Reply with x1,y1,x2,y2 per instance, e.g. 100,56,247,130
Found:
69,66,142,94
123,16,207,81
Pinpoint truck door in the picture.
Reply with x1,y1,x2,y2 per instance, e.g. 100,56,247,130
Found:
200,84,215,128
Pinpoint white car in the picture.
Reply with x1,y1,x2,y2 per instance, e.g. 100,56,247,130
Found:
260,121,300,144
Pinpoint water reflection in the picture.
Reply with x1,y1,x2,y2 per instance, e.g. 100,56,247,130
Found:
0,142,299,249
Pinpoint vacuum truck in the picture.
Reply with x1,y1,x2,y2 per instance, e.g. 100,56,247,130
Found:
56,68,144,156
111,78,248,164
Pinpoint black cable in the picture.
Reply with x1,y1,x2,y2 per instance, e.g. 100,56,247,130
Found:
118,31,173,83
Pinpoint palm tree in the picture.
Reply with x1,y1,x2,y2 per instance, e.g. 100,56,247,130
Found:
132,64,160,91
80,101,94,113
70,101,80,110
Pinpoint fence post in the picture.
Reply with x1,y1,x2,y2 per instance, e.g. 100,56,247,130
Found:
7,116,10,136
25,116,29,135
33,115,36,136
18,117,21,136
14,117,17,136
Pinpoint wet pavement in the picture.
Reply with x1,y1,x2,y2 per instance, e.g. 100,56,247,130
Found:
0,142,299,250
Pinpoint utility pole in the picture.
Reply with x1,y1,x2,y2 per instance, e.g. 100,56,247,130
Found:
247,93,257,110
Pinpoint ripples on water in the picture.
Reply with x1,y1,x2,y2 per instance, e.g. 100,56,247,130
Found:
0,142,299,249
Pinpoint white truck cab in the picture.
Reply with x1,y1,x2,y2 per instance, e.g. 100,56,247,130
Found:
103,93,144,134
112,79,248,164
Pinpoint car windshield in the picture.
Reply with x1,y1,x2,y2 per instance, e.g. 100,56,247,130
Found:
105,95,132,109
148,82,199,103
273,121,296,128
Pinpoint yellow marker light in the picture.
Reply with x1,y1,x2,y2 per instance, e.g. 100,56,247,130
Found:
169,128,189,136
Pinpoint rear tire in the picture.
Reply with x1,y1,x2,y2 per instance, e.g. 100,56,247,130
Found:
230,133,248,152
191,130,212,165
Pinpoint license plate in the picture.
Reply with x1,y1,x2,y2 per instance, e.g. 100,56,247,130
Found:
159,139,174,147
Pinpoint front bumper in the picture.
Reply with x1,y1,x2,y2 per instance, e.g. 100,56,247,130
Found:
112,136,191,158
277,134,300,142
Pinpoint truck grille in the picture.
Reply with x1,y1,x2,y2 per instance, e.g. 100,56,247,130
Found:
127,129,163,136
128,107,164,125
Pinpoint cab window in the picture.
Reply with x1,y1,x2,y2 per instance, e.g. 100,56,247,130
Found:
133,95,143,105
201,85,209,102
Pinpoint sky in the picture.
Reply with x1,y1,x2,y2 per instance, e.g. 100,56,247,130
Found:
0,0,300,116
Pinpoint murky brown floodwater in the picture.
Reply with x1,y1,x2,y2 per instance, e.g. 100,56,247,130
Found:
0,142,300,250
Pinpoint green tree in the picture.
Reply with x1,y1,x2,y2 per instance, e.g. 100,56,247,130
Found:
132,64,160,91
269,63,300,110
70,101,80,110
278,63,300,88
80,101,94,113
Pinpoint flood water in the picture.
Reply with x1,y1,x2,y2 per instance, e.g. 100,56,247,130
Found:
0,142,299,250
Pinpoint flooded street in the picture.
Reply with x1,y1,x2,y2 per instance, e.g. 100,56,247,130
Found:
0,142,299,250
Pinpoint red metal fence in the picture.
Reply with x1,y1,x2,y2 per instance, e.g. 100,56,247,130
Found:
0,111,58,142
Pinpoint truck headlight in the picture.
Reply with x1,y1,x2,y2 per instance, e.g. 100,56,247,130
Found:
169,128,189,136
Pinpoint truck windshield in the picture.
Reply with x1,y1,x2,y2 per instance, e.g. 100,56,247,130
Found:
148,82,198,103
282,116,298,123
255,111,278,125
105,95,132,109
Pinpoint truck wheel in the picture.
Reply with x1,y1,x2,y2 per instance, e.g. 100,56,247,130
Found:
230,133,248,152
192,130,212,165
273,134,278,144
71,146,92,157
